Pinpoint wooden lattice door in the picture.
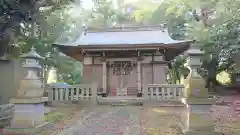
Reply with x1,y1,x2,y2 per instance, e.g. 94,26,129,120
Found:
108,61,137,96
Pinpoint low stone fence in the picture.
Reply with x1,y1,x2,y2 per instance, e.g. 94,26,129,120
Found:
47,83,184,105
47,83,97,105
143,84,184,101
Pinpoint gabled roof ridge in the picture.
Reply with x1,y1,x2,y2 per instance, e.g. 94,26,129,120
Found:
85,24,167,33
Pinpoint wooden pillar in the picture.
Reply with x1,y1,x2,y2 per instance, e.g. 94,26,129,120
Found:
102,60,107,94
137,60,141,93
137,51,142,97
102,52,107,95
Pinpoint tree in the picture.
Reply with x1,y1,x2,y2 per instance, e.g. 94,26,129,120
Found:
161,0,240,86
0,0,73,56
6,0,84,84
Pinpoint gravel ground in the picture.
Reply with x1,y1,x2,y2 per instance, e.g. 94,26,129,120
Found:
55,106,187,135
42,99,240,135
57,106,141,135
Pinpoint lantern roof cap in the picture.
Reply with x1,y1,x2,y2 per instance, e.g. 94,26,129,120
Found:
20,47,44,59
185,45,203,56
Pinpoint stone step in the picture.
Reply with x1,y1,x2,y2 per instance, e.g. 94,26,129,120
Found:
97,96,143,106
111,104,127,106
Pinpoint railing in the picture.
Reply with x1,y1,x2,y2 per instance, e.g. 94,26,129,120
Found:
48,84,97,103
144,84,184,101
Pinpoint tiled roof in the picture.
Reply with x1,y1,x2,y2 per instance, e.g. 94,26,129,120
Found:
55,25,190,46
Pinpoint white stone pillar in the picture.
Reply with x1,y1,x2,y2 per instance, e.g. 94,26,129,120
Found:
102,61,107,94
137,60,141,93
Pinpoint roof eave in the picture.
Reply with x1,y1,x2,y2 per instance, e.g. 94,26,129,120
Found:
53,40,193,49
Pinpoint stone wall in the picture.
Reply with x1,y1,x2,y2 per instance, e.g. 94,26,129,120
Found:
0,104,14,128
0,60,21,104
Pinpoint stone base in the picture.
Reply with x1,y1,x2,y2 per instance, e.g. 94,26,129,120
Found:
182,97,216,105
9,97,46,104
97,96,143,105
184,130,222,135
9,98,46,129
3,122,50,134
184,104,219,135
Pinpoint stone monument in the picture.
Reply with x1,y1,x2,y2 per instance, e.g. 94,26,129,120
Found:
183,47,215,103
182,47,221,135
232,51,240,85
5,47,47,133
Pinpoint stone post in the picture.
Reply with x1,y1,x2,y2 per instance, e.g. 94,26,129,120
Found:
91,82,98,105
143,84,149,101
183,47,220,135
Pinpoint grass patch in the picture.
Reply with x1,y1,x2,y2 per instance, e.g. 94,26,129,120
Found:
45,112,65,123
147,128,159,135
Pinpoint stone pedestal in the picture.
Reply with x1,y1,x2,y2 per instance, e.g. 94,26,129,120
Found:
9,98,45,129
3,98,48,134
184,105,221,135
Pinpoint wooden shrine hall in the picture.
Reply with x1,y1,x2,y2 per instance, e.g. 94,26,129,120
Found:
53,24,192,97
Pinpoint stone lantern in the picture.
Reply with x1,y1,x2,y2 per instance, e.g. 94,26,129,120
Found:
18,47,44,97
8,47,47,131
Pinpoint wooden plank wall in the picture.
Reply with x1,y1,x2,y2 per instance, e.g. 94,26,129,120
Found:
82,56,167,94
142,64,153,85
92,65,103,88
153,64,166,84
82,65,92,84
83,65,103,87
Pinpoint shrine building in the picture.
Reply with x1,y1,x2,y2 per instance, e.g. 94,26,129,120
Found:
53,25,192,97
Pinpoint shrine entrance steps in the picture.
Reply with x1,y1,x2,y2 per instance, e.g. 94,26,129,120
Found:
96,96,185,106
109,87,138,96
97,96,143,106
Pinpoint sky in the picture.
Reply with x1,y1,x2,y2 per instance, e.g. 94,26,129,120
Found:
81,0,94,9
79,0,164,10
